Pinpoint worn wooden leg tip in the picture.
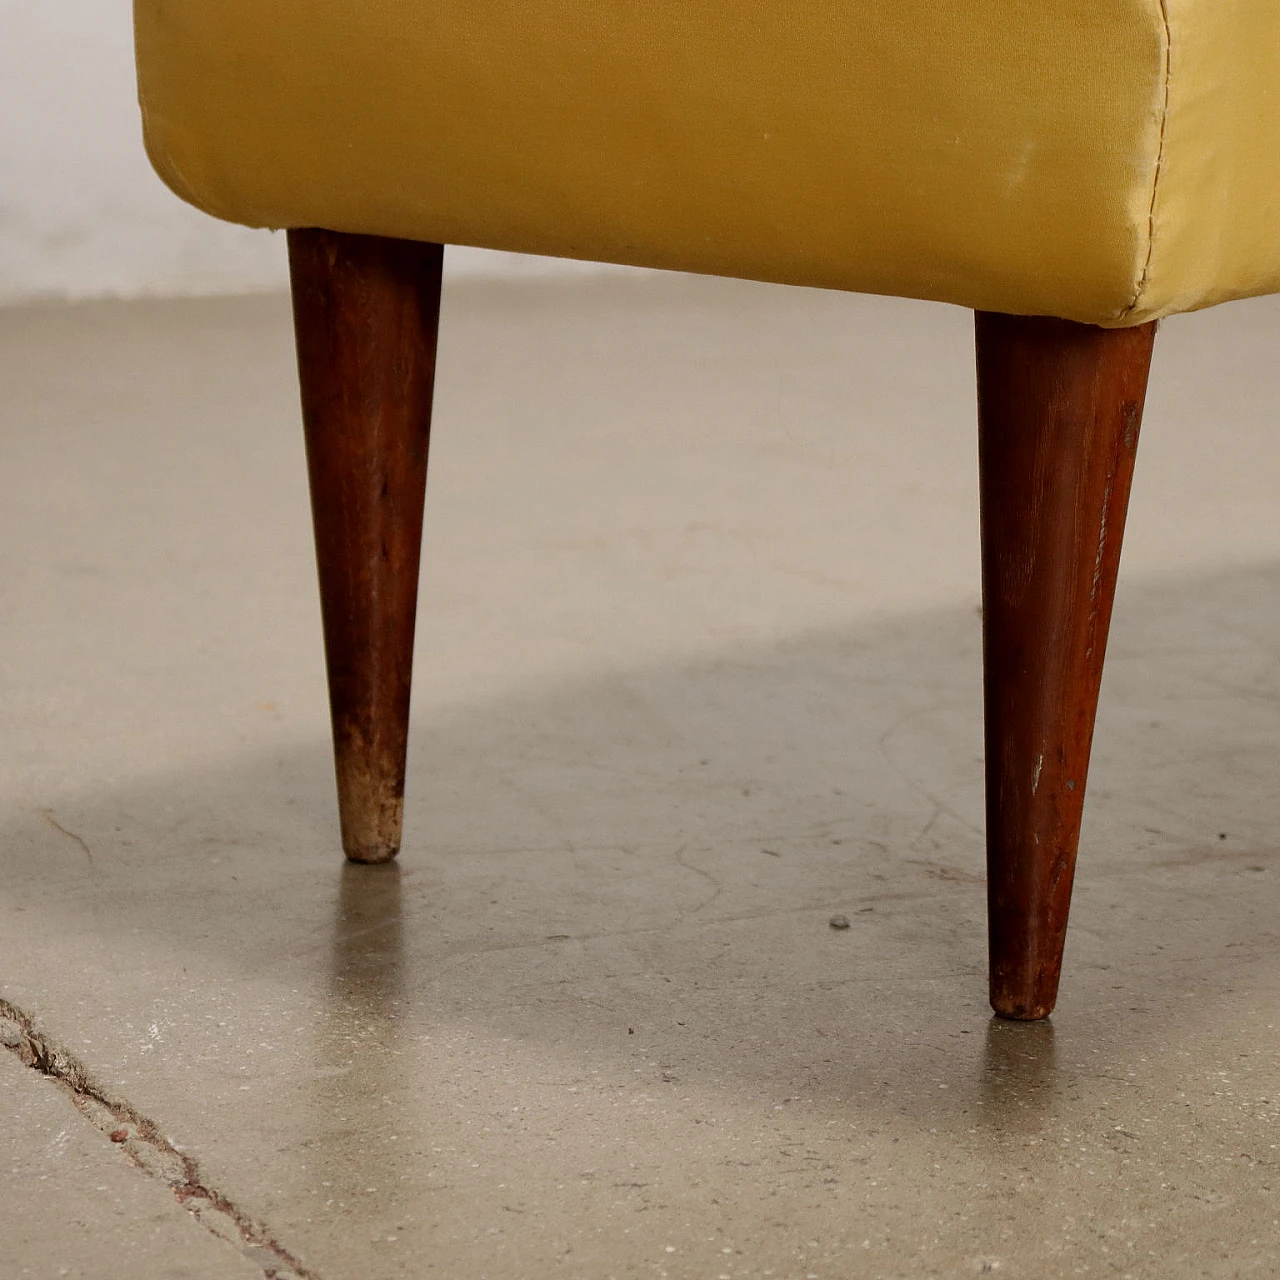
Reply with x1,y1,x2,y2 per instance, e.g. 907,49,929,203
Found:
338,793,404,865
333,725,407,864
342,842,402,866
989,985,1056,1022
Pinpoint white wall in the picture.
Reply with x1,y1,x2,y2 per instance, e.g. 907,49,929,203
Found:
0,2,593,305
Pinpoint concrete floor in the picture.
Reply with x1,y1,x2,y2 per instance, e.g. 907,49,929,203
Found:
1,270,1278,1279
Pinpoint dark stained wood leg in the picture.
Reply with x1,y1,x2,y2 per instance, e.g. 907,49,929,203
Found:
976,312,1156,1019
288,229,443,863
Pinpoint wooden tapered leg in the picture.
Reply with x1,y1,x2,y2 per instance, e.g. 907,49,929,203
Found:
288,229,443,863
977,312,1156,1019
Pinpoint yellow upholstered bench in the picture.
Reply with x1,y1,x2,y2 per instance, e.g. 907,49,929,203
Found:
134,1,1280,1018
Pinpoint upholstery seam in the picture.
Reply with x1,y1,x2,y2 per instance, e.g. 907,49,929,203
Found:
1116,0,1171,322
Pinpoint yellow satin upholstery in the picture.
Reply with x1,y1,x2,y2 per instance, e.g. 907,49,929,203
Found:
134,2,1280,326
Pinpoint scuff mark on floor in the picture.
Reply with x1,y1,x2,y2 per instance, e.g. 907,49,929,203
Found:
39,808,93,863
0,997,317,1280
672,842,725,916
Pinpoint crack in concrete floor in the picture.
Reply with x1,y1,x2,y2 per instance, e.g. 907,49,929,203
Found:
0,998,317,1280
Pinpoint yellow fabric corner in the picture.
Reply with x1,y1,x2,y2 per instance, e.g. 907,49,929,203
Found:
132,1,1280,326
1128,1,1280,324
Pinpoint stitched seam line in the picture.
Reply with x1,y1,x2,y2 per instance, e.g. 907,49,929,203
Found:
1117,0,1172,321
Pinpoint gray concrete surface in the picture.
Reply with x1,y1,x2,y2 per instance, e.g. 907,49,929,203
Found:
1,272,1278,1279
